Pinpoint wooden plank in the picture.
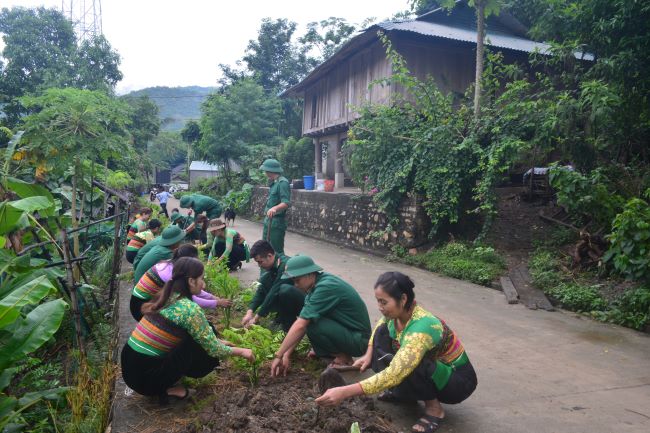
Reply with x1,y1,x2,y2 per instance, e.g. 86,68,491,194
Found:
509,264,555,311
499,276,520,304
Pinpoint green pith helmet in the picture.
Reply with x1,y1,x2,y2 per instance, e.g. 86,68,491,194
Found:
179,195,194,208
282,255,323,279
170,212,182,223
260,158,283,173
159,225,186,247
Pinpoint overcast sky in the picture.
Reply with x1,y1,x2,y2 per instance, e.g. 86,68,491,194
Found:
2,0,409,94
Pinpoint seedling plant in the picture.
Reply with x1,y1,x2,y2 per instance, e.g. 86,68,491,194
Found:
221,325,282,387
204,259,240,328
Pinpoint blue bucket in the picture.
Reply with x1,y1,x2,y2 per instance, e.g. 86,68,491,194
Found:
303,175,315,190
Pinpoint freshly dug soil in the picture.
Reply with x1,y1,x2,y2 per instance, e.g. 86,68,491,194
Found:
181,364,397,433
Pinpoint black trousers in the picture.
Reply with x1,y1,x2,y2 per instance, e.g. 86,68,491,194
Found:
121,329,220,397
371,323,477,404
130,296,146,322
212,242,246,270
160,202,169,218
125,250,137,264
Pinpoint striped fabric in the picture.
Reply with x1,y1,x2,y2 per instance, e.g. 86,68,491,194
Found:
436,320,465,364
127,219,147,241
127,314,187,356
132,266,166,300
126,236,146,252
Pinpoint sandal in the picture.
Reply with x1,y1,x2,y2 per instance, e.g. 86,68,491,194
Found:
412,414,443,433
159,386,191,406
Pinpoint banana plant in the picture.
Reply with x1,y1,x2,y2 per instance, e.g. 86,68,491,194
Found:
0,250,68,432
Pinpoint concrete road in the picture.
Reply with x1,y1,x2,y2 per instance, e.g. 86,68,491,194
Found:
229,217,650,433
160,198,650,432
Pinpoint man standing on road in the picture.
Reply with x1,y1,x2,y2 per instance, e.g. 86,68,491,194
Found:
156,187,172,218
260,159,290,255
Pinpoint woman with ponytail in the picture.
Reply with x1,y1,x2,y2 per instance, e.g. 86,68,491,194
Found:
121,257,254,403
129,243,232,321
315,271,477,433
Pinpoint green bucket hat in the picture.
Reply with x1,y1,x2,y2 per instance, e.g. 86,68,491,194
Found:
260,158,283,173
282,255,323,279
179,195,194,208
159,225,186,247
170,212,182,223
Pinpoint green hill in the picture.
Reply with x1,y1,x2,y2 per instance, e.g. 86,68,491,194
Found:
123,86,215,131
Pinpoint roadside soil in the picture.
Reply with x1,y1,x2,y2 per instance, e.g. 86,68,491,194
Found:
181,361,396,433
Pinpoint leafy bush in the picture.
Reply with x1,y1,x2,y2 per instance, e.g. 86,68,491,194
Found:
0,126,12,146
546,282,608,312
223,183,253,214
604,194,650,281
549,167,626,230
604,287,650,330
278,136,314,180
529,250,564,290
401,242,506,286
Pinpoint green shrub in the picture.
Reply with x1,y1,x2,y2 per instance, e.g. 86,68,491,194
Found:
529,250,564,290
604,194,650,282
402,242,506,286
604,287,650,330
546,282,608,312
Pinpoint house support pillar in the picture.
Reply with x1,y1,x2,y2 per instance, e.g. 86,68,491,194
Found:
334,138,344,189
314,139,324,179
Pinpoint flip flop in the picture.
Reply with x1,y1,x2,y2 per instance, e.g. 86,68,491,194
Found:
412,414,443,433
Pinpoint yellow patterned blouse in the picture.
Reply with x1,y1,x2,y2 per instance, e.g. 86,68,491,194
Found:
359,305,468,395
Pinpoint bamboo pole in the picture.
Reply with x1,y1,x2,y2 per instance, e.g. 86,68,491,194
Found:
108,199,122,300
60,225,85,356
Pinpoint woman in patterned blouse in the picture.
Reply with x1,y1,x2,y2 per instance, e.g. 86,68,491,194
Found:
315,271,477,433
121,257,254,404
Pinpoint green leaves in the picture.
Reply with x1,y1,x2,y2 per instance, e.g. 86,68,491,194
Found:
0,299,67,371
605,197,650,282
0,276,57,329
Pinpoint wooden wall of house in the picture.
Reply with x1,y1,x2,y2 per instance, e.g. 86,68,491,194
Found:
302,40,392,136
302,32,533,136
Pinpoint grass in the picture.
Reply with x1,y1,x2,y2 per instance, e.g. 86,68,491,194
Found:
529,247,650,330
390,242,506,286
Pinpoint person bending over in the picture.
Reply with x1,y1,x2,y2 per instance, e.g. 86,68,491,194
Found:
241,240,304,331
315,271,477,433
206,219,249,271
270,255,371,377
121,257,254,404
129,244,232,321
125,219,162,264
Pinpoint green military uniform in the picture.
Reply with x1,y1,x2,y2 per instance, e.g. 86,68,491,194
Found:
260,159,290,255
133,226,185,283
133,236,160,271
298,272,371,358
133,244,173,283
249,254,304,331
179,194,223,219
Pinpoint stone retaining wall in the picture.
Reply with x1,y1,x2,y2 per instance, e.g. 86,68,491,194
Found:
248,187,431,253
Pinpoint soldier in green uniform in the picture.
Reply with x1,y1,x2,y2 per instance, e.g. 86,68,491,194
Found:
179,194,223,220
241,240,304,332
270,255,371,377
133,225,186,283
260,159,290,255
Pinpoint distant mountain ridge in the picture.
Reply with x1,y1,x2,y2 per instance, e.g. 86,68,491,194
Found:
123,86,215,131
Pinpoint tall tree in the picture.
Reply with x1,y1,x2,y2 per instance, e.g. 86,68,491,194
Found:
242,18,313,92
181,120,201,174
198,79,281,186
0,6,123,125
412,0,503,117
300,17,356,62
20,88,131,276
123,95,160,153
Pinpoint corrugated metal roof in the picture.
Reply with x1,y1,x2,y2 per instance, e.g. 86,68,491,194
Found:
189,159,243,172
189,160,220,172
375,21,592,60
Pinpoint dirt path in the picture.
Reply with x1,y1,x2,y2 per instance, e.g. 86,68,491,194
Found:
117,201,650,432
